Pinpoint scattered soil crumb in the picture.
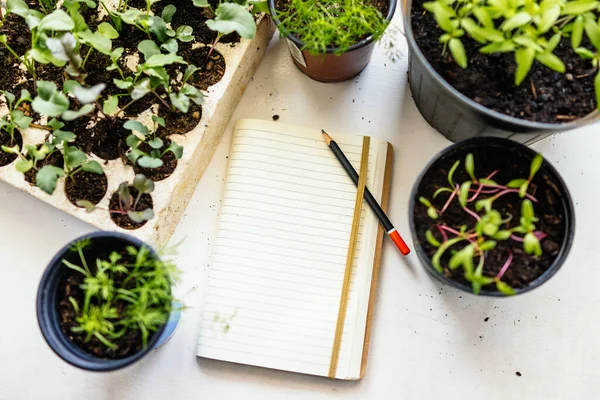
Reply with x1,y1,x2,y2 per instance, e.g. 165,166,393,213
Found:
516,372,522,377
272,115,279,121
484,317,490,322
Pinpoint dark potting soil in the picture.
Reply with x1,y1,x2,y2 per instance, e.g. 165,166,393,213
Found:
175,46,226,90
90,118,130,161
132,139,178,181
411,0,596,123
119,94,159,116
0,130,23,167
65,171,108,206
162,102,202,135
153,0,241,45
57,248,151,359
24,147,65,185
413,147,567,292
0,12,31,56
109,186,154,229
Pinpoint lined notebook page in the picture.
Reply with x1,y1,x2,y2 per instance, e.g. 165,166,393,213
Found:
197,119,388,379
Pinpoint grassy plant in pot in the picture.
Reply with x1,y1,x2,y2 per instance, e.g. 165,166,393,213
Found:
268,0,396,81
37,232,181,371
404,0,600,143
409,138,574,296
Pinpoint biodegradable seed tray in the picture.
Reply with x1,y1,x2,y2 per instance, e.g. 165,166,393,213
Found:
0,12,275,247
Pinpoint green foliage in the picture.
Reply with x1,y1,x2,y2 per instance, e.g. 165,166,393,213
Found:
0,89,32,145
206,2,257,39
420,152,549,295
274,0,389,55
63,239,178,350
124,116,184,169
422,0,600,106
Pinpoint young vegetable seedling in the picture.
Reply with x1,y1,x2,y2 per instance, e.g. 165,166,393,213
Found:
62,237,177,349
0,89,33,147
419,152,547,295
124,116,183,169
77,174,155,223
204,0,257,58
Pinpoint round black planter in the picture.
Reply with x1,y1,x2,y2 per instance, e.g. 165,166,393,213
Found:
37,232,170,371
268,0,396,82
409,137,575,296
402,0,600,144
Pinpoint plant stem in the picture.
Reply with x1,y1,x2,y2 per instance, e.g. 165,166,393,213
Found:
440,185,459,214
480,185,538,203
495,249,513,280
468,170,499,202
78,247,91,276
133,192,142,210
207,33,222,60
151,91,175,113
82,47,93,70
462,205,481,221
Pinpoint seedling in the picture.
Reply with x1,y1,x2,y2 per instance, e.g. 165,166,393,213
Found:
419,153,547,295
273,0,389,55
62,237,177,349
0,89,33,146
422,0,600,107
205,1,257,58
77,174,155,223
124,116,183,169
36,142,103,194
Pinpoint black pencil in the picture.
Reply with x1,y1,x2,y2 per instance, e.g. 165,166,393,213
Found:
322,130,410,255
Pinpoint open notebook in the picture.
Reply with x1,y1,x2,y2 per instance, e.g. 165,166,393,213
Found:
196,119,394,380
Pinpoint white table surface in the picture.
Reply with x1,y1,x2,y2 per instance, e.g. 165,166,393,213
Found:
1,13,599,400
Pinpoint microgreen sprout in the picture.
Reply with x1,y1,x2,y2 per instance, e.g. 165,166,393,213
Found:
77,174,155,223
420,153,548,295
423,0,600,107
62,237,177,349
124,116,183,169
205,1,257,58
0,89,32,146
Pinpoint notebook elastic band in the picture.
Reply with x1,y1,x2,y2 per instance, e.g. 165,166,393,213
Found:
328,135,370,379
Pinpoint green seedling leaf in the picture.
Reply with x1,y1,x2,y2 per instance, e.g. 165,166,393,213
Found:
546,33,562,53
162,5,177,23
206,2,257,39
126,134,141,148
522,199,535,221
161,39,178,53
76,200,97,212
152,115,166,127
492,230,512,240
459,181,472,207
145,53,186,67
575,47,596,59
480,40,516,54
529,154,543,179
123,120,149,135
515,46,535,86
7,0,31,18
448,160,459,186
148,137,164,149
133,174,155,194
138,156,164,168
519,181,529,198
465,153,475,181
425,230,441,247
427,207,439,220
62,104,95,121
169,92,190,113
523,232,542,256
12,111,33,129
479,240,497,251
131,79,151,100
103,96,119,115
53,130,76,142
73,83,106,104
98,22,119,39
127,208,154,223
449,38,467,68
423,1,455,32
1,145,20,154
32,81,70,117
36,165,65,194
138,40,161,60
167,141,183,158
496,280,516,295
252,1,269,14
419,197,434,208
113,78,133,89
535,52,565,73
475,198,493,212
82,160,103,174
431,237,464,273
507,178,527,188
38,10,75,31
501,11,532,31
65,146,87,169
15,159,34,173
584,16,600,49
79,30,112,55
433,187,453,198
149,16,169,42
561,0,598,15
193,0,209,6
175,26,194,42
572,16,584,49
538,4,560,33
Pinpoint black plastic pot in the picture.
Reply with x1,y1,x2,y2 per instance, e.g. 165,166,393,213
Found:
402,0,600,144
268,0,397,82
409,137,575,296
37,232,177,371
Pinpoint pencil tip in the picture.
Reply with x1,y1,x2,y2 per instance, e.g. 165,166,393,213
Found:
321,130,332,145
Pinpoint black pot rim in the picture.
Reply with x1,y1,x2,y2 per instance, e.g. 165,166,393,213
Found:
408,137,576,296
267,0,397,54
36,231,168,371
402,0,599,130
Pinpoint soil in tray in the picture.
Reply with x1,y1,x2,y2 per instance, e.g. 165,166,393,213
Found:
65,171,108,206
413,147,566,292
411,0,596,123
24,147,65,185
0,130,23,167
173,45,226,90
161,102,202,135
109,186,154,229
57,247,165,359
88,118,131,161
132,139,178,181
153,0,241,45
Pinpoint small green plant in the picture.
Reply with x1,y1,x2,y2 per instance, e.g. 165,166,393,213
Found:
36,142,103,194
204,1,257,57
0,89,33,146
273,0,389,55
62,237,177,349
418,153,548,295
422,0,600,107
78,174,155,223
124,116,183,169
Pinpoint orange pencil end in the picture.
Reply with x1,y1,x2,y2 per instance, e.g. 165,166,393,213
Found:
389,229,410,255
